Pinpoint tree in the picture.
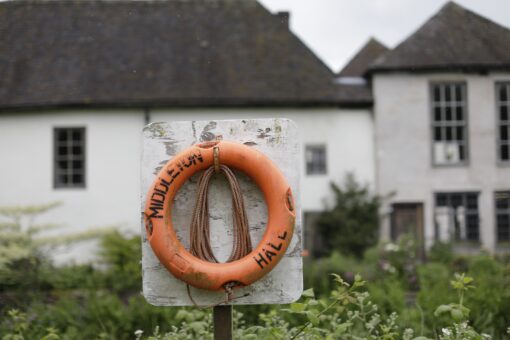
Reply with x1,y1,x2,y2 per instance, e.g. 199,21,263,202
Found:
314,174,381,258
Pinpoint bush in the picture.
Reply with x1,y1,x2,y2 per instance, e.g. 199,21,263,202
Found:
3,273,499,340
315,174,381,258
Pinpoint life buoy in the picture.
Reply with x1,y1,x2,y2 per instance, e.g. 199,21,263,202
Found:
144,140,295,291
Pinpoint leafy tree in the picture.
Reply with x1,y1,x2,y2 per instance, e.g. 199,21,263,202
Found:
315,174,381,258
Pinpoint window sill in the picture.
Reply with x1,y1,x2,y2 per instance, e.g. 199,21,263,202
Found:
432,162,469,168
496,242,510,252
452,241,481,254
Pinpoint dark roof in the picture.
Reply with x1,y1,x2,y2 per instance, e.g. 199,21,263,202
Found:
338,38,388,77
334,83,372,106
0,0,354,110
369,1,510,74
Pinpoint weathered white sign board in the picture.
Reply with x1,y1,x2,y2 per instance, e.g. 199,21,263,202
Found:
141,118,302,306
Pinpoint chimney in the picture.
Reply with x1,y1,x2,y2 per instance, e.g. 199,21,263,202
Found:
276,11,289,27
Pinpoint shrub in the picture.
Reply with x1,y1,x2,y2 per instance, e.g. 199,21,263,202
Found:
315,174,381,258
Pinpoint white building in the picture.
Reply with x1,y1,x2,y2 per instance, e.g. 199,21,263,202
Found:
0,0,509,259
0,0,374,260
368,2,510,254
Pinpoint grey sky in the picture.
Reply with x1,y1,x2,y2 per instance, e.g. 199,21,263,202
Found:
258,0,510,73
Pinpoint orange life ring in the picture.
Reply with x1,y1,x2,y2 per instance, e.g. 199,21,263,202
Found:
144,140,296,291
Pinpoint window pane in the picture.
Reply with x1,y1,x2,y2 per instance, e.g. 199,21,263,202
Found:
496,192,510,209
451,194,462,207
57,161,68,170
502,145,509,161
466,214,479,240
72,130,83,142
57,130,68,142
58,146,68,156
436,194,447,206
455,85,463,102
496,191,510,242
72,160,83,170
445,106,452,121
58,174,68,185
72,174,84,184
434,86,441,102
445,127,453,141
434,127,442,141
499,84,508,101
72,145,82,155
459,145,466,161
501,126,509,141
434,107,441,121
445,85,451,101
456,126,463,142
456,106,464,121
501,106,508,121
466,194,478,209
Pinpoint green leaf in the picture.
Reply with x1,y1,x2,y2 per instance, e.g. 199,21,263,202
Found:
290,303,306,313
434,304,452,317
450,308,465,322
175,309,189,322
302,288,315,298
306,311,320,326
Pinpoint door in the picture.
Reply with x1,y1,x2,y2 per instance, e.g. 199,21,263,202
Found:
391,203,425,260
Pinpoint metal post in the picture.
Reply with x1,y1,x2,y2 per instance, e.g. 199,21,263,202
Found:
213,305,232,340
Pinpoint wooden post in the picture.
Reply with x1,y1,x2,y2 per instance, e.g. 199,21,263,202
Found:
213,305,232,340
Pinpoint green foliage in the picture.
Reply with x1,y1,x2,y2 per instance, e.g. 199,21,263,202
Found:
99,231,142,294
428,242,454,264
1,203,509,339
315,174,381,258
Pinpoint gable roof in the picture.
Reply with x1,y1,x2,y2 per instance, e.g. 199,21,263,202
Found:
369,2,510,74
338,38,388,77
0,0,352,110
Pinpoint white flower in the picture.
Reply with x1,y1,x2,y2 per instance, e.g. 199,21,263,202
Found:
134,330,144,336
442,328,452,336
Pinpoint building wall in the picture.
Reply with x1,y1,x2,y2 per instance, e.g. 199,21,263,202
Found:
373,72,510,252
150,108,375,211
0,108,374,261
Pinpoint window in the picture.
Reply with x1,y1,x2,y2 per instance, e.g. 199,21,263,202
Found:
54,127,86,188
495,191,510,242
431,83,468,165
305,145,327,175
496,83,510,162
435,192,479,242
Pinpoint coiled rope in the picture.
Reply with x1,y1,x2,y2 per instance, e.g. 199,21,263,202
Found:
186,145,253,306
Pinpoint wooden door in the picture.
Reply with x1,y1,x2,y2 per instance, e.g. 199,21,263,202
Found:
391,203,425,260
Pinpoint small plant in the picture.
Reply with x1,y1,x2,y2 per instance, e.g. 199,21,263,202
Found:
434,274,493,339
434,273,474,322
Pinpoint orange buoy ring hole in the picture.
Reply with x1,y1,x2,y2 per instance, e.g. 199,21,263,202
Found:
144,140,295,291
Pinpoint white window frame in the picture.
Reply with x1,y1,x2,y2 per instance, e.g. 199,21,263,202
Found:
430,82,469,166
495,191,510,242
434,192,479,242
496,82,510,164
53,127,86,189
305,144,327,175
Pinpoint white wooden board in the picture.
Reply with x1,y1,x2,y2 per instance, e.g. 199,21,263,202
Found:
140,118,302,306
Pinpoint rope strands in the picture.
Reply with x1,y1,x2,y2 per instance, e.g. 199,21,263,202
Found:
186,158,254,306
189,165,253,264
